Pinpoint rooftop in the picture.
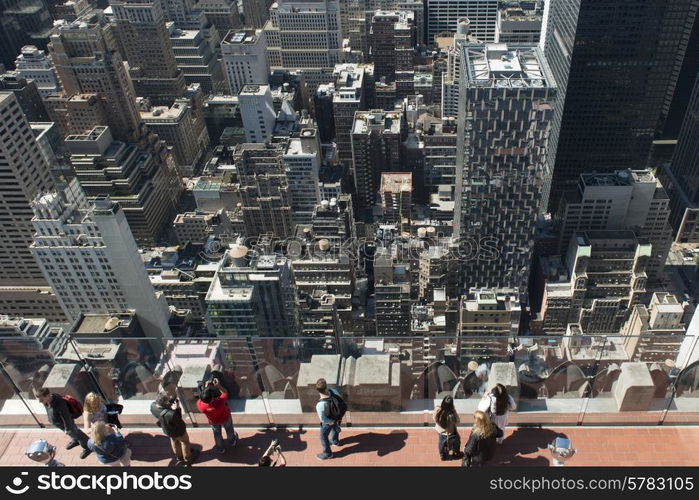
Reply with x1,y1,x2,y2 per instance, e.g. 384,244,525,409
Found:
500,7,543,22
286,131,319,156
222,29,262,45
353,111,402,135
73,313,134,335
463,42,552,89
380,172,412,193
240,84,269,96
141,101,188,121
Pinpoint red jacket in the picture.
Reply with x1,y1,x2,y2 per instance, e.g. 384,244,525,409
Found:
196,392,230,424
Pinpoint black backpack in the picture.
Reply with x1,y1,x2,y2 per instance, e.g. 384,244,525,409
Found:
443,433,462,459
326,390,347,422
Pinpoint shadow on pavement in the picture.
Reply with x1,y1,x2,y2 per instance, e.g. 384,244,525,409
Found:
125,432,178,464
197,426,308,465
490,427,567,466
332,430,409,458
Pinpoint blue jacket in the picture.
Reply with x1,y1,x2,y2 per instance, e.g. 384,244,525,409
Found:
88,432,128,464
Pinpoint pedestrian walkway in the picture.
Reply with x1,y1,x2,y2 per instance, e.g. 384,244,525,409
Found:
0,426,696,467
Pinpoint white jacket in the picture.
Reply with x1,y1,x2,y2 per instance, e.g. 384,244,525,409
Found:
477,393,516,430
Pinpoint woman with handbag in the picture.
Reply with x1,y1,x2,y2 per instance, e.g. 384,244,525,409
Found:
477,383,516,444
87,421,132,466
83,392,108,433
84,392,123,431
433,395,461,460
462,410,498,467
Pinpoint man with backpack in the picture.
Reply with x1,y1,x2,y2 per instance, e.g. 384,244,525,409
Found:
315,378,346,460
34,388,92,459
151,393,196,466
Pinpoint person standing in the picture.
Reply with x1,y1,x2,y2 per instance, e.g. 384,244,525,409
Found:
34,388,92,459
151,393,195,465
196,378,237,454
83,392,108,433
477,383,516,444
315,378,345,461
433,395,460,460
87,421,131,466
462,410,498,467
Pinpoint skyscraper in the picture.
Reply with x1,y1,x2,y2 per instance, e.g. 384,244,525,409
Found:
284,128,322,225
139,86,210,176
242,0,273,29
0,0,54,70
232,142,295,238
48,13,142,141
65,125,181,243
263,0,343,92
220,29,269,95
110,0,187,105
659,74,699,243
426,0,498,44
351,109,405,219
369,10,415,98
539,231,650,335
329,63,375,163
168,25,226,94
440,17,476,117
30,186,172,337
455,43,556,292
555,169,673,282
194,0,242,39
0,91,55,284
0,72,49,122
238,84,276,143
543,0,699,211
0,90,65,323
14,45,61,98
206,245,297,337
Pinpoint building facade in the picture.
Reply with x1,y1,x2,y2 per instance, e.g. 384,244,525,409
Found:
263,0,343,92
30,186,172,337
14,45,61,98
221,29,268,95
543,0,698,211
65,126,181,243
455,42,556,291
426,0,498,44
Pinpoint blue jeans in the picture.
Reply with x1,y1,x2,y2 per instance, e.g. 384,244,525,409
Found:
212,416,236,450
319,422,340,457
437,432,447,459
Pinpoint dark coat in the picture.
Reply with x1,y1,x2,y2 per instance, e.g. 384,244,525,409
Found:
150,402,187,437
45,393,73,431
463,430,497,466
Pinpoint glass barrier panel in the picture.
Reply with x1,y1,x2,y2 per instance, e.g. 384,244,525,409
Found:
262,336,339,427
2,331,698,429
510,335,581,426
65,337,166,427
340,336,434,427
174,337,273,427
0,336,59,426
0,334,109,425
581,335,677,425
662,334,699,425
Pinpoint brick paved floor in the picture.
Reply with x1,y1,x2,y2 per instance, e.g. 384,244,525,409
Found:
0,426,697,467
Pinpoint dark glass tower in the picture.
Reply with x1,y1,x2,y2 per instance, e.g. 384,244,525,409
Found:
544,0,698,212
658,74,699,242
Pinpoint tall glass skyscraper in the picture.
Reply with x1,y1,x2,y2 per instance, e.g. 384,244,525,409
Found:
544,0,698,212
